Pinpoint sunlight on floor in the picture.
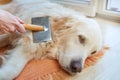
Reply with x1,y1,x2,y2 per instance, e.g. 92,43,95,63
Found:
94,18,120,80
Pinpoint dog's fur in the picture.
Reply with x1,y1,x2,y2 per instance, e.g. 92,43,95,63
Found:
0,0,103,80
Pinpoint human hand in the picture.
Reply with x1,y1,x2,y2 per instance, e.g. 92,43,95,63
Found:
0,10,26,34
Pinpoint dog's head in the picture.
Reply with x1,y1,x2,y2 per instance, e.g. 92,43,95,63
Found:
50,17,103,74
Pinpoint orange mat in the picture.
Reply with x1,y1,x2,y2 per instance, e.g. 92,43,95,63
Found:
15,59,70,80
0,47,107,80
15,50,105,80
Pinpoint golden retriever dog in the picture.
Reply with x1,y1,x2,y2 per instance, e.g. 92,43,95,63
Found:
0,0,103,80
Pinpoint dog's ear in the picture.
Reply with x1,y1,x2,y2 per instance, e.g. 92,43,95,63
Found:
78,35,86,44
78,33,87,45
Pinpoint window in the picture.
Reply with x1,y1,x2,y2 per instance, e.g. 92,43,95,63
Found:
54,0,97,17
53,0,120,21
107,0,120,12
98,0,120,21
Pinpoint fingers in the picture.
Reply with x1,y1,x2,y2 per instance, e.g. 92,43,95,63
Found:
0,10,26,34
15,16,24,24
1,22,25,34
0,29,5,34
0,24,10,34
14,23,26,33
14,16,26,33
5,16,26,33
0,29,9,34
3,23,16,32
0,24,9,31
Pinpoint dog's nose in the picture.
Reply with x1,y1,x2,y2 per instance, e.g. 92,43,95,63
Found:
70,60,82,73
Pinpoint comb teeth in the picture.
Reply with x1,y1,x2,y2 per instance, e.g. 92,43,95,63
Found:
32,17,52,43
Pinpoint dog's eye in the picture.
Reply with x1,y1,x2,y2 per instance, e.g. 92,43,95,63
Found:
91,51,97,54
78,35,86,44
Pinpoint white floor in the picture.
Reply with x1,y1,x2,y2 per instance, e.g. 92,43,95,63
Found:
93,18,120,80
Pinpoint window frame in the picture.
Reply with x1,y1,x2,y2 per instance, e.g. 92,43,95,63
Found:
97,0,120,21
54,0,98,17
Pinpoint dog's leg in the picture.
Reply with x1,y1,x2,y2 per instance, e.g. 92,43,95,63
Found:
0,49,30,80
0,34,37,80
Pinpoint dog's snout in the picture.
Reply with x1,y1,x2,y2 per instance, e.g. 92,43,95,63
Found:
70,60,82,73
